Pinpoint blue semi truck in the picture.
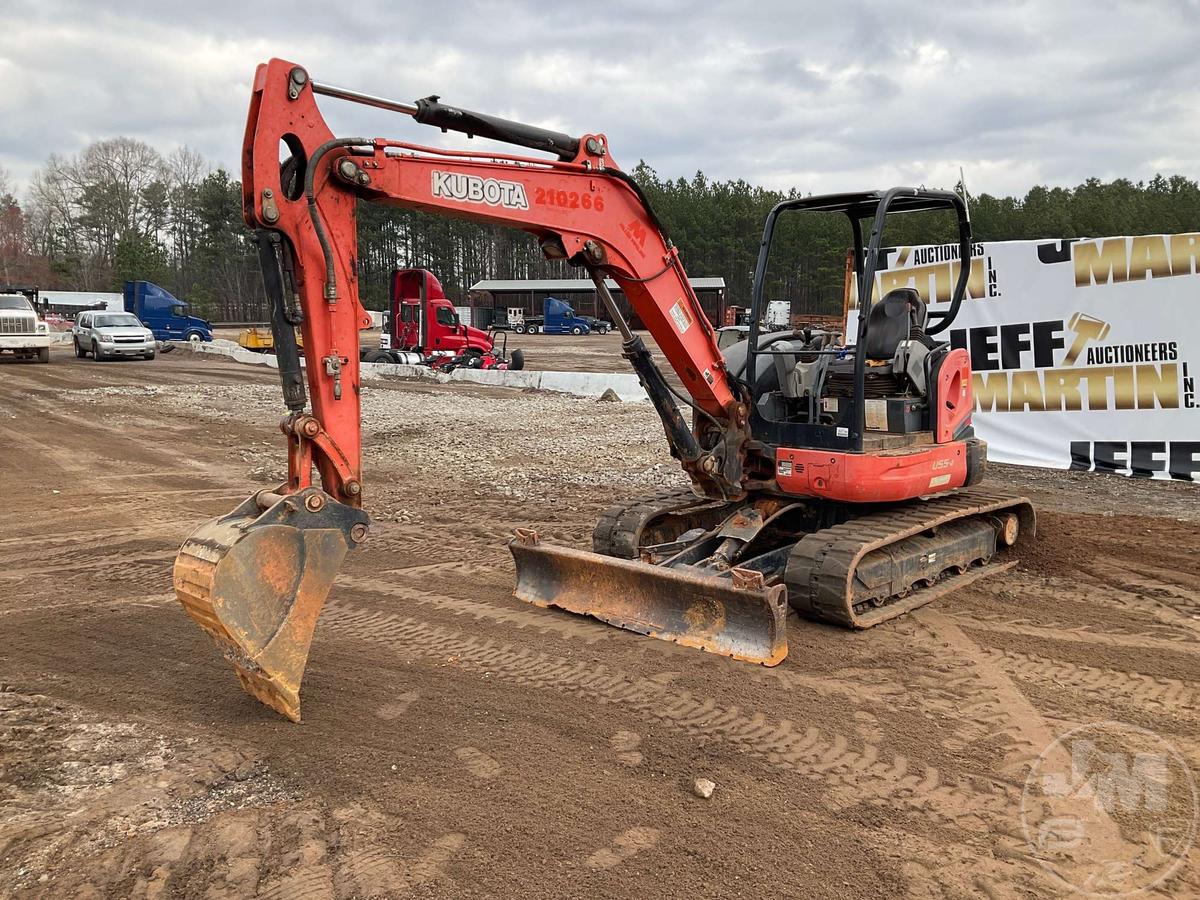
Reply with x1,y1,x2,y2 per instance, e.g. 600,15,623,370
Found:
510,297,593,335
124,281,213,343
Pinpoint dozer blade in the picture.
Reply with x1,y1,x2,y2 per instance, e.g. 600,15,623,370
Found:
173,487,368,722
510,529,788,666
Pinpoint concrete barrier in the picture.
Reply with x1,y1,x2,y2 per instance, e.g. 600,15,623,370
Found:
180,340,647,401
181,339,283,368
447,367,647,401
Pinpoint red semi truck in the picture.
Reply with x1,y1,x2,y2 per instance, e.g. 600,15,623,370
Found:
363,268,523,371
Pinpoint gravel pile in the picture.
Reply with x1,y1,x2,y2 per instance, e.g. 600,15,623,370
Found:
62,382,690,506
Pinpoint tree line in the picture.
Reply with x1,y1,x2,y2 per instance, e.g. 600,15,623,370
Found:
1,138,1197,320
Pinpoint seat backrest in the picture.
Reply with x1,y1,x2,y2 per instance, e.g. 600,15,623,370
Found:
723,330,800,398
772,341,801,397
864,288,927,360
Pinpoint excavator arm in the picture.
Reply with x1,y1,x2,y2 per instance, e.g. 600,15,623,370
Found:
244,59,752,505
174,59,762,721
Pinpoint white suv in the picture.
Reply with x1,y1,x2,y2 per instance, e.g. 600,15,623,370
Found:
73,310,157,361
0,293,51,363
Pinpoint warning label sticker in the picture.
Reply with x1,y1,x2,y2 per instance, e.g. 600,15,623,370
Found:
668,300,693,335
865,399,888,431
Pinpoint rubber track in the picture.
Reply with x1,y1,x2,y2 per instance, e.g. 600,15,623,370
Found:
592,487,711,558
787,488,1034,628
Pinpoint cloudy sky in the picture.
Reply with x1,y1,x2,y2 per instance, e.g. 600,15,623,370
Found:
2,0,1198,198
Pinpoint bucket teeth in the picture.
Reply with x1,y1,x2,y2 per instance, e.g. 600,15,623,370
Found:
173,488,368,722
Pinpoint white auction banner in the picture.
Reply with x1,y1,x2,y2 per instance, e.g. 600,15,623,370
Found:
846,234,1199,481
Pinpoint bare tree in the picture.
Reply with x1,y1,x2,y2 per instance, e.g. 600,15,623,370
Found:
166,146,206,287
73,138,167,255
0,166,22,283
24,139,172,289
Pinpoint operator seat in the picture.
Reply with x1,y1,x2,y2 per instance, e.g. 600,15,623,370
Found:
822,288,938,403
863,288,930,359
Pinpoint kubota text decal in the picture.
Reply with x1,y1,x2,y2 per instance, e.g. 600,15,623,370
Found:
431,171,529,210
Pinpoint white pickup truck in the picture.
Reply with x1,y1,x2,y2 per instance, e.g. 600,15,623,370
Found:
0,293,52,363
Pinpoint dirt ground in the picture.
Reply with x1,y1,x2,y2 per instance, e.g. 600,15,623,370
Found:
1,346,1197,899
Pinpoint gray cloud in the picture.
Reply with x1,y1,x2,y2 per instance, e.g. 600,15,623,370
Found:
1,0,1197,198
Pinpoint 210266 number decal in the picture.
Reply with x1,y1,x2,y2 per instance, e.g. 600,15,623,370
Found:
532,187,605,211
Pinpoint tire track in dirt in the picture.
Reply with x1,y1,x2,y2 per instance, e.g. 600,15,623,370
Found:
0,513,193,556
335,577,613,645
916,610,1133,895
357,533,511,568
2,404,248,490
0,592,174,618
6,561,175,596
367,519,521,551
756,663,910,706
974,645,1199,712
339,832,467,895
1127,561,1200,593
395,832,468,888
947,614,1199,656
319,599,1057,893
1086,560,1200,634
0,420,95,478
0,549,177,581
873,621,1031,762
321,599,1018,825
913,610,1067,769
335,579,914,706
969,571,1199,644
325,803,468,895
360,557,514,591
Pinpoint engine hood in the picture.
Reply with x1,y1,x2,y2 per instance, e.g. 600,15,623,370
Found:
465,325,494,350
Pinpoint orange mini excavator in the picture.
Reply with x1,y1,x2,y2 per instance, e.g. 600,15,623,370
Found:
173,59,1034,721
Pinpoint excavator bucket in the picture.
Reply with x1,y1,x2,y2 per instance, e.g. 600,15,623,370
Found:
510,530,788,665
173,488,368,722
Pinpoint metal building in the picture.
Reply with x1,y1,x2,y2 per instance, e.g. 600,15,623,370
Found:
467,277,726,330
